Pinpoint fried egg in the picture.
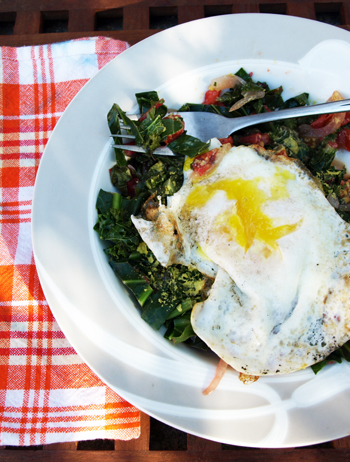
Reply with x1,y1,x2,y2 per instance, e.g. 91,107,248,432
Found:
131,144,350,375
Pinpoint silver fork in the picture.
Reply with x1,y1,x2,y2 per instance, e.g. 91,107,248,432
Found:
111,99,350,156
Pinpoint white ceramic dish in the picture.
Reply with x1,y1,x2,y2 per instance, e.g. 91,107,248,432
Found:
32,14,350,447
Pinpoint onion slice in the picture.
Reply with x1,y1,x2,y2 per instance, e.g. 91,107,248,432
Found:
298,113,345,139
229,90,265,112
202,359,228,395
298,90,346,139
209,74,245,92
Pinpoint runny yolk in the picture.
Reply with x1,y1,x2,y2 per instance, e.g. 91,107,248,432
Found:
185,168,301,252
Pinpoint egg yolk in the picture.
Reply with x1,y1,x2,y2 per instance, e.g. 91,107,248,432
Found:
185,168,301,252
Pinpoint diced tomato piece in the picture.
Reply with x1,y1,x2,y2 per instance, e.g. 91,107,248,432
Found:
327,140,338,149
203,90,221,105
310,113,334,129
337,128,350,152
342,112,350,126
191,148,219,176
122,140,136,157
218,136,233,146
275,148,288,157
239,132,271,145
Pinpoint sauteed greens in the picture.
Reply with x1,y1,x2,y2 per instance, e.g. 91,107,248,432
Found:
94,68,350,371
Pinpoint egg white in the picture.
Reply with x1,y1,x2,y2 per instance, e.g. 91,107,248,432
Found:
132,144,350,375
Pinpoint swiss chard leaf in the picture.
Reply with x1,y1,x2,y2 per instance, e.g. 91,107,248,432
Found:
109,261,153,306
271,125,310,164
107,104,127,166
115,104,144,146
308,135,338,172
235,67,253,82
178,102,235,118
139,114,166,151
135,91,161,113
312,340,350,374
165,312,196,345
96,189,113,214
168,134,210,158
141,293,177,330
283,92,309,109
110,165,132,195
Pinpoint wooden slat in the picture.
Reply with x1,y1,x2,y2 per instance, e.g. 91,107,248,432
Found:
0,448,350,461
68,9,95,32
43,442,78,450
13,10,42,35
0,30,159,47
287,3,317,20
332,436,350,448
342,2,350,24
123,4,149,30
178,5,204,24
232,4,260,13
187,434,222,451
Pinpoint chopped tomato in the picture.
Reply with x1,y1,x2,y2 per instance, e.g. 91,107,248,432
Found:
309,111,350,129
327,140,338,149
342,112,350,126
310,113,334,129
275,148,288,157
218,136,233,146
337,128,350,152
203,89,221,105
191,148,219,176
239,132,271,145
122,140,136,157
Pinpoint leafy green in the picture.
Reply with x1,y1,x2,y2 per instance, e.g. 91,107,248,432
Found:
96,71,350,364
107,104,127,166
165,312,196,345
110,165,133,195
139,114,166,151
308,135,338,172
168,134,210,158
270,125,310,164
312,341,350,374
114,104,144,146
135,91,161,113
94,152,210,346
283,92,309,109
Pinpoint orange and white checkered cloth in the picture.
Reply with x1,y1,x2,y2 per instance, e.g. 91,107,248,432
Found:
0,36,141,446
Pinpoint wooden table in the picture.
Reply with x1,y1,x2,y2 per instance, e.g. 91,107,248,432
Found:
1,0,350,459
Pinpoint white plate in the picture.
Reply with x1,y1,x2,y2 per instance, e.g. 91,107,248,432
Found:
32,14,350,448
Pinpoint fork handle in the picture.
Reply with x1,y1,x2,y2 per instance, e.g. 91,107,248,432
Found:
230,98,350,132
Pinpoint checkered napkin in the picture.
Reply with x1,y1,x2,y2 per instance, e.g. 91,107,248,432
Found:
0,37,141,446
